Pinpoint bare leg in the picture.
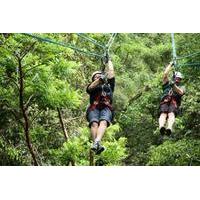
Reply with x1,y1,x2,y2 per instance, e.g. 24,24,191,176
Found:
159,113,168,129
95,120,108,142
167,112,175,131
90,122,99,142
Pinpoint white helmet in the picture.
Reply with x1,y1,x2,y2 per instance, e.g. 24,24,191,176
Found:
174,71,183,79
91,71,102,81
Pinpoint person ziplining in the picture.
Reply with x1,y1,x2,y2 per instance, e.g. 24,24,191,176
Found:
158,33,186,139
86,57,115,155
84,34,117,155
158,62,185,137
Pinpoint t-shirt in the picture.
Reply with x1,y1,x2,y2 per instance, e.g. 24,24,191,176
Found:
86,77,115,105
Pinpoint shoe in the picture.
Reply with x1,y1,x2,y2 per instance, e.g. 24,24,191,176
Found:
166,129,172,136
96,143,106,155
159,127,166,135
91,142,99,153
95,159,105,166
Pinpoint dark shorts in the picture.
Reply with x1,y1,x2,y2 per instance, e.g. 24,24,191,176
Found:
159,102,179,116
87,107,113,127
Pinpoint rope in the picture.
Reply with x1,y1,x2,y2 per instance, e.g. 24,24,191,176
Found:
171,33,177,66
177,51,200,60
177,62,200,67
23,33,103,58
170,33,200,70
105,33,117,55
101,33,117,71
77,33,105,49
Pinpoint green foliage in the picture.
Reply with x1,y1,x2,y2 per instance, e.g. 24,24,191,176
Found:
49,124,127,166
148,139,200,166
0,137,28,165
0,33,200,166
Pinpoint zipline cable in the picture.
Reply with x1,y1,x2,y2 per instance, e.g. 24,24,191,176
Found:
177,50,200,60
171,33,200,69
105,33,117,55
101,33,117,71
77,33,105,49
171,33,177,67
177,62,200,67
23,33,103,58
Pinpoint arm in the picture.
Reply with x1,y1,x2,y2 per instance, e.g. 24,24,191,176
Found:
163,62,173,84
172,85,185,96
87,79,103,93
105,60,115,79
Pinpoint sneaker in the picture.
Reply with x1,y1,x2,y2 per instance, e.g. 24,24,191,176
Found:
95,159,105,166
91,142,99,153
159,127,166,135
96,143,106,155
166,129,172,136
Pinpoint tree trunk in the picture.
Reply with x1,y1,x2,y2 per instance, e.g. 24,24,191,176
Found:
18,58,38,166
57,107,69,140
89,149,95,166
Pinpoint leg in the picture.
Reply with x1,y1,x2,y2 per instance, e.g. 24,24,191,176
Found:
94,120,107,155
87,109,101,153
90,120,101,153
94,108,112,155
87,109,100,141
90,122,99,142
159,113,168,129
96,107,112,142
95,120,108,142
166,102,177,135
166,112,175,132
159,103,169,130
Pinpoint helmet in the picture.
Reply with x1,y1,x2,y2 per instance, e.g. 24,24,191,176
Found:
91,71,102,81
174,71,183,79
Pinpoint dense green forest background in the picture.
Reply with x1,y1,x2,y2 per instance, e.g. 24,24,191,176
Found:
0,33,199,166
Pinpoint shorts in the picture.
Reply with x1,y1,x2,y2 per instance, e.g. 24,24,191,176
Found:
86,107,113,127
159,101,179,116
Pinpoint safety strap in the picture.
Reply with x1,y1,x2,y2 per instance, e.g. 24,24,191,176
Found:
171,33,177,67
101,33,117,72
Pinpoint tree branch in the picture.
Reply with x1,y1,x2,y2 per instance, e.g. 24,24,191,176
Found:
23,64,42,77
24,94,34,111
18,57,38,166
57,107,69,141
20,42,37,60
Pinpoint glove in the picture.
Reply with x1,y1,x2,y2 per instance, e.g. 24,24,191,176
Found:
101,54,110,65
104,53,109,64
169,61,174,66
99,74,107,83
170,80,175,87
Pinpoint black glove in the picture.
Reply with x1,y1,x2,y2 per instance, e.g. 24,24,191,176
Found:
99,74,107,83
169,61,175,66
101,52,110,65
170,80,175,87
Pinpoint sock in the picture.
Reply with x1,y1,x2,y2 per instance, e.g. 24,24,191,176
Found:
94,139,100,144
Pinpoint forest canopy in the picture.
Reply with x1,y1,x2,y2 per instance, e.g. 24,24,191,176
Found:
0,33,199,166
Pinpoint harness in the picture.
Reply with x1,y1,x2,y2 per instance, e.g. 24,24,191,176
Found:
160,85,181,108
88,83,113,111
160,94,178,108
